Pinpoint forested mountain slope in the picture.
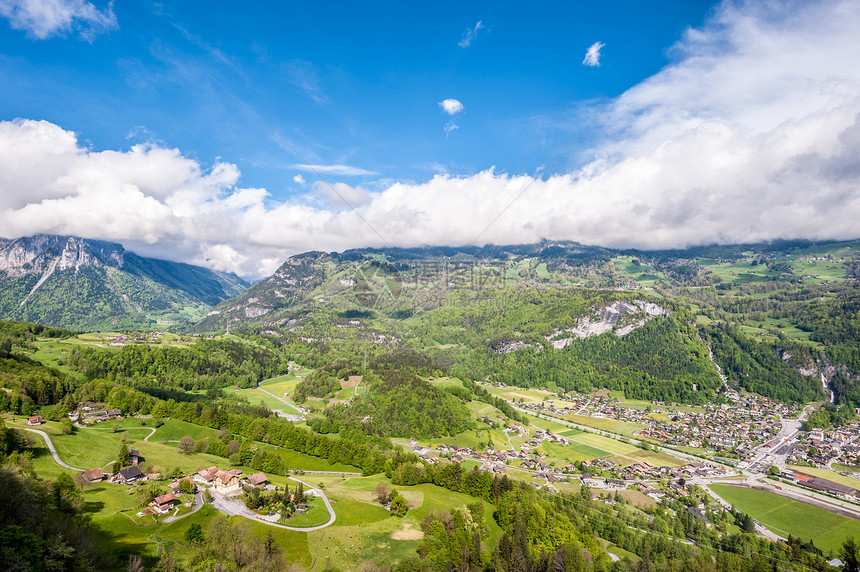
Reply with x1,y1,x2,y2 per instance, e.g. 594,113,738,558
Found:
199,239,860,406
0,235,248,331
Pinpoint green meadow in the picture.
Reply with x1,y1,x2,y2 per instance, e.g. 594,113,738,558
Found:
711,485,860,553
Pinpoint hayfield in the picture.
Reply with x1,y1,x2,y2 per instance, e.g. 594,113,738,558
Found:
711,484,860,552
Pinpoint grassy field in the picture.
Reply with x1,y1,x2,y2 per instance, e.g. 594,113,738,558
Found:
300,474,502,571
711,485,860,553
786,465,860,488
329,495,391,527
284,496,330,528
148,419,221,442
563,413,646,437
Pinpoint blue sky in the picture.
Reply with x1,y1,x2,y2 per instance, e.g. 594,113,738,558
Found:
2,0,860,278
1,1,714,190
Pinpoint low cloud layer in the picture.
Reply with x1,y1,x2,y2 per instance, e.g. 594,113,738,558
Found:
3,0,860,279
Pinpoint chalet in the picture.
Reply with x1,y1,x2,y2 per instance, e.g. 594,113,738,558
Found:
128,449,142,465
27,415,43,426
81,468,105,483
149,492,177,514
106,409,122,418
213,469,242,495
117,466,145,485
245,472,268,488
194,466,219,485
686,506,712,527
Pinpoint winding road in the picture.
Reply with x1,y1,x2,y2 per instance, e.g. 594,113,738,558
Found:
23,427,83,471
86,426,158,441
208,475,336,532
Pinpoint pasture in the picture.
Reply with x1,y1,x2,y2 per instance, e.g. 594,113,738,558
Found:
711,485,860,553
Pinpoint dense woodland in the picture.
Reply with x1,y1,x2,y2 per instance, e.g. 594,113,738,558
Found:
66,338,288,390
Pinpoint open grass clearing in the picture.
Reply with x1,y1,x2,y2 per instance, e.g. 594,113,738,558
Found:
711,484,860,553
283,496,330,528
329,495,391,527
148,419,221,442
563,414,646,437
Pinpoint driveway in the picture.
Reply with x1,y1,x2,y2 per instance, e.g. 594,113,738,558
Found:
208,476,336,532
163,492,204,523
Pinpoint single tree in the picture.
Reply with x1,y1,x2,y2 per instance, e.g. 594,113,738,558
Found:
184,523,204,545
374,482,391,505
179,435,196,455
118,443,130,466
841,537,860,572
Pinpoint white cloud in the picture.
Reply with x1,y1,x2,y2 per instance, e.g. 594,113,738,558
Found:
458,20,484,48
293,174,306,185
4,1,860,279
0,0,117,39
582,41,605,67
290,164,377,176
312,181,372,208
443,121,459,136
439,99,464,116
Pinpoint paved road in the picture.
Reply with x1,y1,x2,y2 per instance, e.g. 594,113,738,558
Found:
163,492,204,523
86,426,158,442
208,476,336,531
256,385,306,419
23,427,84,471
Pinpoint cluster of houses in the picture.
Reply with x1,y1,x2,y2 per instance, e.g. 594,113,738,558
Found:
570,459,734,494
99,331,170,346
77,462,273,516
430,425,571,474
786,422,860,469
504,387,798,461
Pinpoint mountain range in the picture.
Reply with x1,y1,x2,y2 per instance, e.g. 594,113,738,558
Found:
0,234,248,331
2,233,859,407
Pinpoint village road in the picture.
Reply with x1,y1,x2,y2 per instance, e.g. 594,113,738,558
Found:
256,385,306,419
23,427,84,471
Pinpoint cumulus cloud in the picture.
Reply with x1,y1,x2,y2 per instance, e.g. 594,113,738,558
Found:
0,0,117,39
4,0,860,279
582,41,605,67
312,181,372,208
458,20,484,48
290,163,377,176
439,98,464,115
293,174,306,185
